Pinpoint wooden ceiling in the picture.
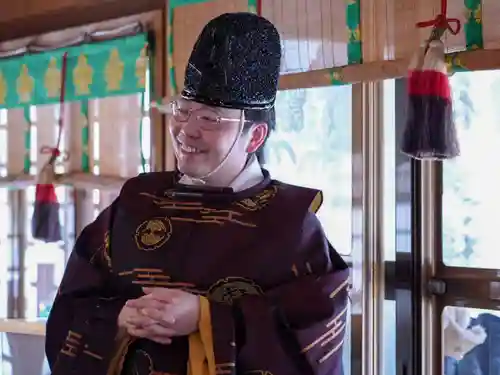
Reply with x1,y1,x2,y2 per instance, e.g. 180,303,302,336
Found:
0,0,164,43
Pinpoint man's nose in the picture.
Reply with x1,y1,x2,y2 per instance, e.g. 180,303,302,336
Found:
178,119,201,139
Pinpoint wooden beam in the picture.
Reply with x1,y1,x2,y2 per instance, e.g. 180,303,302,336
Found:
0,172,128,191
0,0,164,43
278,48,500,90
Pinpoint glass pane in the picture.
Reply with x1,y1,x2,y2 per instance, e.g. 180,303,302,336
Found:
26,186,35,204
442,70,500,268
0,128,6,166
264,86,352,255
93,121,100,161
0,188,9,319
0,109,6,125
383,300,396,375
384,80,396,261
30,125,37,164
24,242,66,318
442,306,499,374
141,116,151,168
24,187,71,318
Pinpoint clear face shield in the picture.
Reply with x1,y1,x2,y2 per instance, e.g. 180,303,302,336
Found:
153,98,248,184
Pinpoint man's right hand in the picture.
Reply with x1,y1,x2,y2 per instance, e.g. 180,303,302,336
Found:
117,300,175,344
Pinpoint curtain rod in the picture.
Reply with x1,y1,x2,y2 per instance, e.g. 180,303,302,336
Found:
0,22,144,58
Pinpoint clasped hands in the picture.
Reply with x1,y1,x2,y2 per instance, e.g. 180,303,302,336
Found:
118,287,200,344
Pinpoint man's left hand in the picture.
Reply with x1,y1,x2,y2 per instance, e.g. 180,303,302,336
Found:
126,288,201,338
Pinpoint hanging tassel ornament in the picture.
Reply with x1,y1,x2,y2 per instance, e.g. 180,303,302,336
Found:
400,0,461,160
31,52,68,243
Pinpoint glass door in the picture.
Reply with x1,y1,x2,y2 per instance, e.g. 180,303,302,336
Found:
434,69,500,375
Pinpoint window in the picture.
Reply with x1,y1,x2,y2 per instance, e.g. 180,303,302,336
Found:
23,105,74,318
264,86,352,256
442,70,500,269
264,85,353,374
0,110,9,318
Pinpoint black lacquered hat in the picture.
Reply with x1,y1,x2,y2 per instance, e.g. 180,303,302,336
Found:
181,12,281,110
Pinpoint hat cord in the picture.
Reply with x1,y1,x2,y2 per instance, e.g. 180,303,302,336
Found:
180,111,245,185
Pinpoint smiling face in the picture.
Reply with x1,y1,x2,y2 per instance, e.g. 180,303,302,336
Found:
168,98,268,183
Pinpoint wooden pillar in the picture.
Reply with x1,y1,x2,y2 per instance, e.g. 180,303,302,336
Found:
66,102,94,236
151,9,170,171
6,109,28,318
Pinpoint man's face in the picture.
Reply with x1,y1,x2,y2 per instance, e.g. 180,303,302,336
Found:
168,98,248,178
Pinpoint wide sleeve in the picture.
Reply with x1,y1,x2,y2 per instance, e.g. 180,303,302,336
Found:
45,200,128,375
194,208,349,375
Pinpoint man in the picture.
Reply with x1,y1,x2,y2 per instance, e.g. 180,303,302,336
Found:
45,12,349,375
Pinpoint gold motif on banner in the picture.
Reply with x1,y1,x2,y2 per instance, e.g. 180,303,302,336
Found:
135,217,172,251
44,57,62,98
349,26,360,41
234,185,278,211
208,277,263,305
73,54,93,95
0,70,6,104
17,64,34,103
136,45,148,88
105,48,124,91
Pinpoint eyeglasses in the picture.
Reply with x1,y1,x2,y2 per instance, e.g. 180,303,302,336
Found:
155,100,248,127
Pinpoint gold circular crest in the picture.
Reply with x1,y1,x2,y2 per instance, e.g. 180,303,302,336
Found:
134,217,172,251
208,277,263,305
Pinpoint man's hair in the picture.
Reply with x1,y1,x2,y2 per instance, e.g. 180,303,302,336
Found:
243,107,275,164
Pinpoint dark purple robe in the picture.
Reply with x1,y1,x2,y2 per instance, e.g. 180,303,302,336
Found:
45,170,349,375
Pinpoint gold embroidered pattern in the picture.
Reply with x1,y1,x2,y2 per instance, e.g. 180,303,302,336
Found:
17,64,34,103
329,278,349,299
140,193,257,228
105,48,124,91
61,330,83,358
135,217,173,251
73,54,93,95
118,268,205,295
136,45,148,88
44,57,62,98
171,209,256,228
208,277,263,305
301,304,348,364
234,185,278,211
135,349,177,375
82,348,103,360
216,363,236,375
90,231,112,269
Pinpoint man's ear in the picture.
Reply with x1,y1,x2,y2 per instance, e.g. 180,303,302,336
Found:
245,123,268,153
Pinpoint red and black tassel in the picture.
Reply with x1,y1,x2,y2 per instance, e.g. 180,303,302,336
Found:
400,39,459,160
401,0,461,160
32,158,62,242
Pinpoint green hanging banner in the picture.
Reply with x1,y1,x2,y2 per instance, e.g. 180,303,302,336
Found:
464,0,483,50
23,106,32,173
167,7,178,96
80,100,90,173
346,0,363,64
0,33,148,109
247,0,258,14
